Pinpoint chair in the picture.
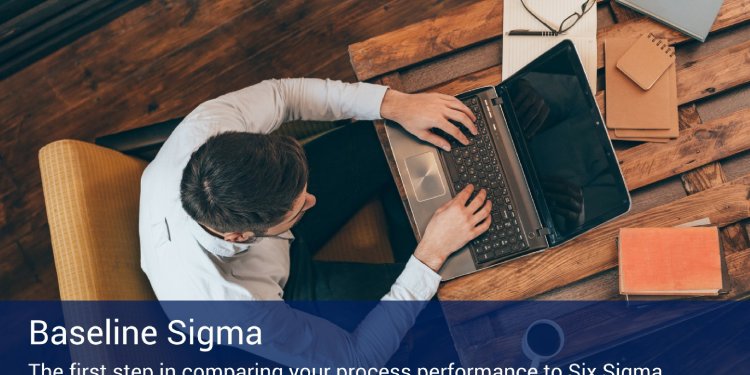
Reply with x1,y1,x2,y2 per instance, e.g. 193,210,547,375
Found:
40,140,154,299
39,122,394,300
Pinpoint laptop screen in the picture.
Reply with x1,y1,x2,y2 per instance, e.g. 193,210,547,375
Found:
499,41,630,246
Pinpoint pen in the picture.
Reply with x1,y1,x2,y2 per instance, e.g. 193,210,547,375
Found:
508,29,560,36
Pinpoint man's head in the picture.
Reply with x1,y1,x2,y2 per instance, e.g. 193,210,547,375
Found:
180,132,316,242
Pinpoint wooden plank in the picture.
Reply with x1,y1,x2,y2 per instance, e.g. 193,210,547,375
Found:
535,269,620,300
438,173,750,306
678,105,750,254
627,177,687,215
348,0,750,80
677,105,712,190
398,39,502,93
678,104,703,130
424,35,750,111
721,224,750,254
427,65,501,95
678,107,750,254
348,0,501,81
536,245,750,302
607,1,643,23
677,39,750,104
0,0,148,79
682,163,727,194
618,108,750,190
723,249,750,299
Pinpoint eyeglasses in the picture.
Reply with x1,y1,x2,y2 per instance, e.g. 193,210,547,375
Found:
520,0,596,34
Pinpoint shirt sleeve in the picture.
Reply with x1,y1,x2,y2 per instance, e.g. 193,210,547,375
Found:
190,78,389,135
382,255,443,301
162,255,440,367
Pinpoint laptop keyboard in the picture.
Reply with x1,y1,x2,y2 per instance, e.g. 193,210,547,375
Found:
441,96,529,264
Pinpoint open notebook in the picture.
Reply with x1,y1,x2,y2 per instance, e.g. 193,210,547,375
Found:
502,0,597,93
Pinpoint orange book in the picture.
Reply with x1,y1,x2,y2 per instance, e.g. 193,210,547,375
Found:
618,227,724,296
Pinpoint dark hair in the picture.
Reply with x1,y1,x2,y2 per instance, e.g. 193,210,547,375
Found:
180,131,308,234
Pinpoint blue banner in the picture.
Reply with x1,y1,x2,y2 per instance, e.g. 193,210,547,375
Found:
2,301,748,375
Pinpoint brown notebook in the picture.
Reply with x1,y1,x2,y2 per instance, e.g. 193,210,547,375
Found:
607,131,669,143
617,33,675,90
605,37,678,135
612,58,677,140
614,34,679,142
618,227,724,296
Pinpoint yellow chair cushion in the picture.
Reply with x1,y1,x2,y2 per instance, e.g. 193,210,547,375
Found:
39,140,155,300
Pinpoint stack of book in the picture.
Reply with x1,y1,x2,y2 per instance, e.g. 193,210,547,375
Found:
605,34,679,142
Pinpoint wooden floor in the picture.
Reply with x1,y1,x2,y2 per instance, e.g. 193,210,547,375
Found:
0,0,478,300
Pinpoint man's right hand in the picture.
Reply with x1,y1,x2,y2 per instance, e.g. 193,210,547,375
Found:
414,184,492,272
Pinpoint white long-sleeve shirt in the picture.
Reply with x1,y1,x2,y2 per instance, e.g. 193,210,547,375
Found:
138,78,442,366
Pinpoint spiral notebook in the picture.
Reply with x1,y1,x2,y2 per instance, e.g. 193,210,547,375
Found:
617,33,675,90
605,34,678,141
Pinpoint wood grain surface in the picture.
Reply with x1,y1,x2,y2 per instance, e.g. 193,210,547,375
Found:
348,3,750,358
524,106,749,303
348,1,502,81
348,2,750,307
618,108,750,190
348,0,750,80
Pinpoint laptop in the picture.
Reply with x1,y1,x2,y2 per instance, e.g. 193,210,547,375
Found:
614,0,723,42
386,40,631,280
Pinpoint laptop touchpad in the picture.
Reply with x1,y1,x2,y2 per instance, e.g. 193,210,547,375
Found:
405,152,446,202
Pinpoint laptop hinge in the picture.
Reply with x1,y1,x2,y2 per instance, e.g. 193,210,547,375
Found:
537,227,552,237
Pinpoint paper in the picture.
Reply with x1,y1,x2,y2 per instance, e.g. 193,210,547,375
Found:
502,0,598,93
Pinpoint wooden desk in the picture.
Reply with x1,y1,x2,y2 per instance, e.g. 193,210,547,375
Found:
348,0,750,365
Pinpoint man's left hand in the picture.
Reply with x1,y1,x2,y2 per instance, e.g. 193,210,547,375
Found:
380,89,477,151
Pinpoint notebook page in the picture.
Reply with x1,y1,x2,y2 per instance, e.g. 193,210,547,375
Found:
502,0,597,92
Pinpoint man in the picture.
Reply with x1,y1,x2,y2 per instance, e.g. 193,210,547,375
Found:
139,78,491,365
